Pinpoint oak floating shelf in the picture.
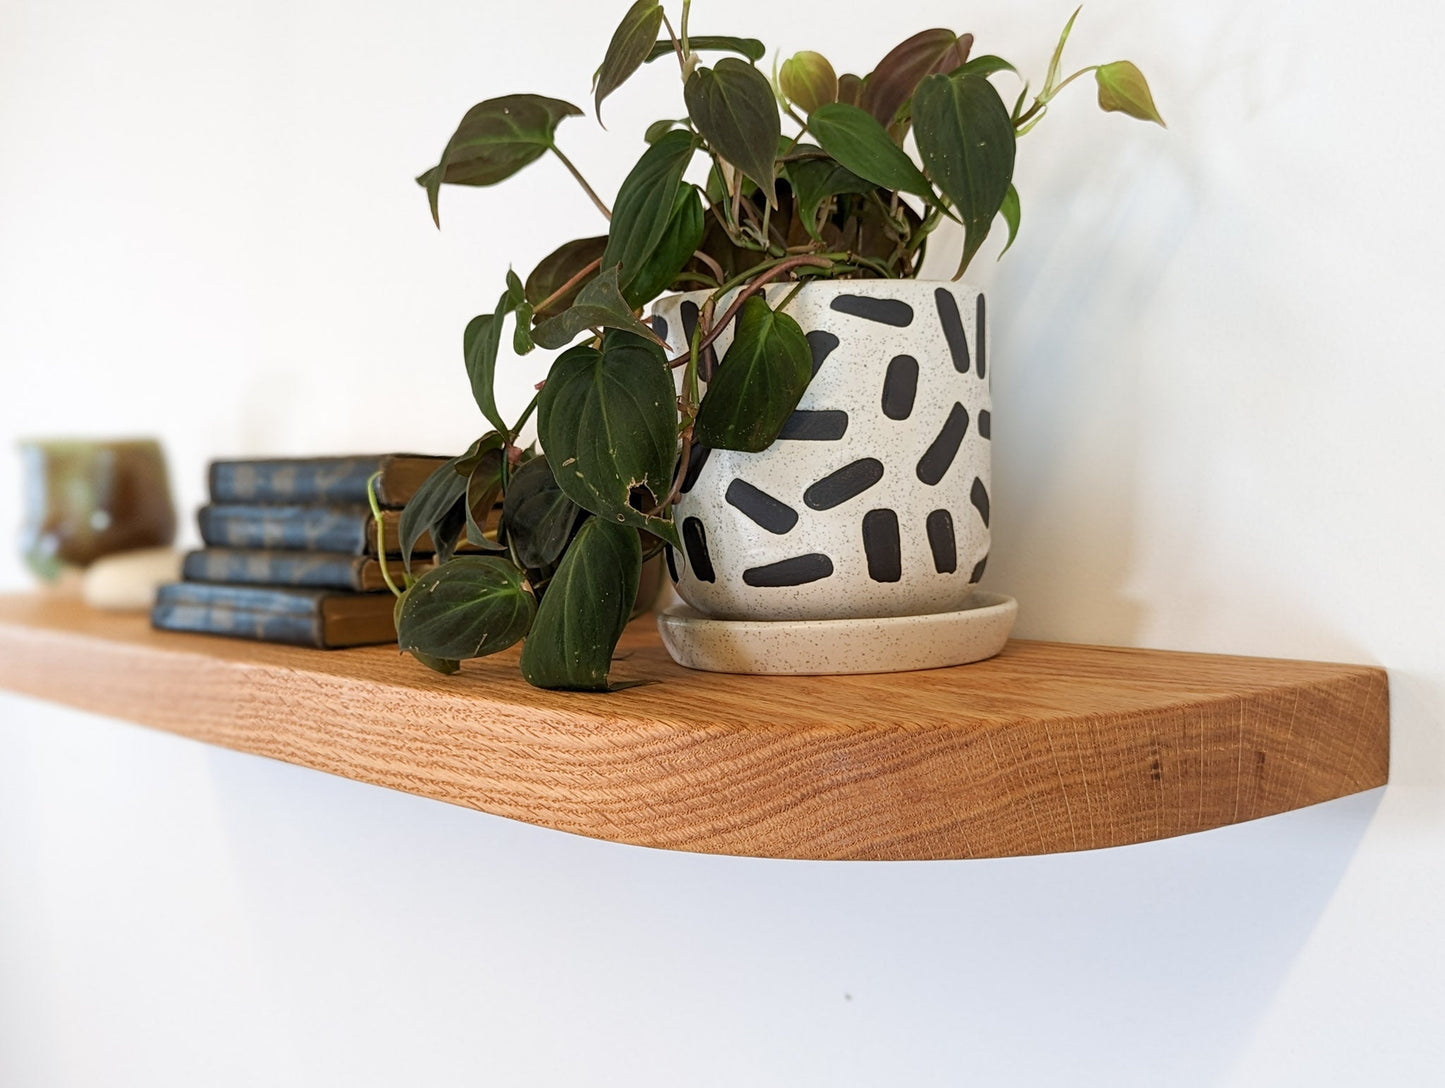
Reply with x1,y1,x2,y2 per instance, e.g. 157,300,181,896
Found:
0,593,1388,860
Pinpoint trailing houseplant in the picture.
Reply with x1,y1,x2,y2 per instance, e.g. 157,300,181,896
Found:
386,2,1163,690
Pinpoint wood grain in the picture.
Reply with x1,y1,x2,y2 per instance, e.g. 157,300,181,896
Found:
0,593,1389,860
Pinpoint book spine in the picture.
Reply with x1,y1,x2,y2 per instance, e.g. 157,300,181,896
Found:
209,458,382,505
151,585,326,647
198,505,371,554
183,550,370,591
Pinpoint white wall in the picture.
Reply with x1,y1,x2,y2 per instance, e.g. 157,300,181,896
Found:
1,1,1441,1084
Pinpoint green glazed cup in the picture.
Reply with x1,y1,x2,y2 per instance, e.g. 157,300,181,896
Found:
18,438,177,581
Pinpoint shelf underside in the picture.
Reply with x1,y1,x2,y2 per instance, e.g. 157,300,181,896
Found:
0,594,1389,860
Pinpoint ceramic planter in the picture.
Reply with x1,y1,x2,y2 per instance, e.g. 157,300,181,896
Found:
650,279,992,623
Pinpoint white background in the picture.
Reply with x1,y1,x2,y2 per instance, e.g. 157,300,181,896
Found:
2,0,1442,1083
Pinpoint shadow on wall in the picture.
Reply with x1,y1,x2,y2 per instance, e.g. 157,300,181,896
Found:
202,741,1381,1088
984,135,1195,648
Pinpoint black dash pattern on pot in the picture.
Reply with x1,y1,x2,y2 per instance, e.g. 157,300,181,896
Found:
804,458,885,510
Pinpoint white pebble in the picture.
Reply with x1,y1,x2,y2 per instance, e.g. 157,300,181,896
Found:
82,548,183,611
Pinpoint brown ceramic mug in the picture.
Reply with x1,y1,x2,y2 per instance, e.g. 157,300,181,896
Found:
18,438,176,581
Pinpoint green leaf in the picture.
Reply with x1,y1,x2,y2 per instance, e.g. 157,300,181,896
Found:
784,148,875,241
684,59,781,207
694,295,812,452
465,447,506,549
997,183,1020,257
645,36,765,63
1044,6,1082,96
644,118,686,143
519,517,641,691
417,95,581,226
950,55,1018,81
525,236,608,319
860,29,973,130
505,268,526,307
462,287,517,436
393,596,459,675
602,130,695,301
912,73,1017,277
594,0,663,124
501,455,583,572
537,331,679,544
1096,61,1166,126
530,264,663,351
806,102,933,197
513,303,535,355
623,184,704,306
398,455,470,574
397,556,535,661
779,51,838,115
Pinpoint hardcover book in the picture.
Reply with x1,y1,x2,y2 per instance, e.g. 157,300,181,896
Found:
151,582,397,649
196,504,494,556
208,454,448,507
183,548,431,593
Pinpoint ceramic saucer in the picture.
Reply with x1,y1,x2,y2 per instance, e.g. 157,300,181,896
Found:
656,592,1018,675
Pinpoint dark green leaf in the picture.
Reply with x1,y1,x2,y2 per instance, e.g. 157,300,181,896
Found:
602,130,695,300
645,36,765,63
454,431,505,476
462,286,517,436
538,332,679,544
399,456,469,574
513,303,535,355
465,447,506,549
1096,61,1166,126
913,73,1016,277
394,596,459,674
998,183,1020,257
684,59,780,207
501,455,583,571
860,29,972,129
695,295,811,452
807,103,933,197
525,236,608,319
417,95,581,226
1044,6,1082,95
594,0,663,124
644,118,686,143
519,517,641,691
623,184,705,306
397,556,535,661
950,55,1018,80
505,268,526,307
530,264,663,350
779,51,838,115
784,148,875,241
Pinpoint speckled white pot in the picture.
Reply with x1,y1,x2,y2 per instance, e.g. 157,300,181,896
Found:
650,279,991,622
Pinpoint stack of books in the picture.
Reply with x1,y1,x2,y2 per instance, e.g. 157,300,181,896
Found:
151,454,455,649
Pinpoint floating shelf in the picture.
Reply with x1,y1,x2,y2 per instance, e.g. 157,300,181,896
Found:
0,593,1388,860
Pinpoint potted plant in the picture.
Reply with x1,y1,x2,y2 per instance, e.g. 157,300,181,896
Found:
387,2,1163,689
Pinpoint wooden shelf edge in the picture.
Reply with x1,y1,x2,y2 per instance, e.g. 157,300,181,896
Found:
0,594,1389,861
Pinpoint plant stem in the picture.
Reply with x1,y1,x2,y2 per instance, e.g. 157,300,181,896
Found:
660,12,686,74
550,146,611,220
691,248,725,284
1015,66,1098,132
367,472,404,598
533,256,602,317
1049,65,1098,97
668,254,834,367
511,390,541,438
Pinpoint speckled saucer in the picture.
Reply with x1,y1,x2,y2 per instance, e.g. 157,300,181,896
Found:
656,593,1017,676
